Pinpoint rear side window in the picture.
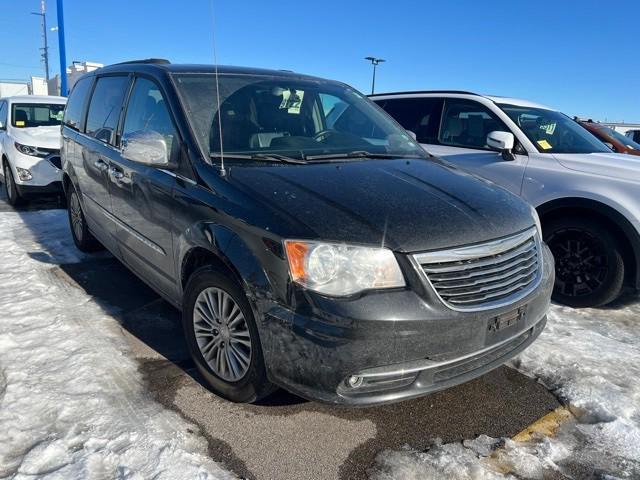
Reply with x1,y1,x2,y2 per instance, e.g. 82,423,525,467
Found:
63,77,92,131
85,76,130,145
439,99,509,150
0,101,7,128
378,98,443,144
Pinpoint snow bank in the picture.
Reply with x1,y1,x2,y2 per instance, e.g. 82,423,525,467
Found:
372,300,640,479
0,210,234,479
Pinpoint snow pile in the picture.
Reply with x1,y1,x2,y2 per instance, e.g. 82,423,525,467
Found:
0,210,234,479
372,300,640,479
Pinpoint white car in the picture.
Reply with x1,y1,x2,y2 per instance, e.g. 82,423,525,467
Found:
372,91,640,308
0,95,67,205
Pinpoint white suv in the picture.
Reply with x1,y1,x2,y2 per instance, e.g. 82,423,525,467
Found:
372,91,640,307
0,95,67,205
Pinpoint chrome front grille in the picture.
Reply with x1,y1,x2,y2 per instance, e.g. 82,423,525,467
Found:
413,228,541,311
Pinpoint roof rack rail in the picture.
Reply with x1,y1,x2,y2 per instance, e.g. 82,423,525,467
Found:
112,58,171,66
369,90,480,97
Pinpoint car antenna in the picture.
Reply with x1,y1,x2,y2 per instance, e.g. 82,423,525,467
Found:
210,0,226,177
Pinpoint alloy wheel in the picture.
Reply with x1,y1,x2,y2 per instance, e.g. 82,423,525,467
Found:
193,287,252,382
4,166,14,201
69,192,84,241
547,228,608,298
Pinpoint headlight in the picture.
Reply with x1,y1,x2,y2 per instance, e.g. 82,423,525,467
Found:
530,205,542,237
284,240,405,296
14,142,46,158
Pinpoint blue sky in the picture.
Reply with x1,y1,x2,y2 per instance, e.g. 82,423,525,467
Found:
1,0,638,122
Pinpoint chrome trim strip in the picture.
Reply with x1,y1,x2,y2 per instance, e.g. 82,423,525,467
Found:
410,227,543,312
414,227,537,264
356,323,537,379
159,168,198,185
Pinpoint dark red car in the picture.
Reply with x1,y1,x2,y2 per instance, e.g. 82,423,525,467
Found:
579,120,640,156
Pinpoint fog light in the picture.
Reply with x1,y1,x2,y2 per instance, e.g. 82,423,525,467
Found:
15,167,32,181
347,375,363,388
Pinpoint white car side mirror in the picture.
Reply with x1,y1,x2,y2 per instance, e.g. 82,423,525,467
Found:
406,130,417,141
487,131,515,151
487,131,516,161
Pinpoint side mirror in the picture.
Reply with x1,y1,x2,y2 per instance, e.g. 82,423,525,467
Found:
406,130,417,141
487,131,516,161
121,130,175,168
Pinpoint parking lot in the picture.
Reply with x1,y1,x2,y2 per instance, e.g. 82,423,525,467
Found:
0,191,569,480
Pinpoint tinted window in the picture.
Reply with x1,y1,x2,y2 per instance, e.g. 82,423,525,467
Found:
11,103,65,128
439,99,509,150
63,77,92,130
122,77,178,158
378,98,442,144
0,102,7,128
85,76,129,145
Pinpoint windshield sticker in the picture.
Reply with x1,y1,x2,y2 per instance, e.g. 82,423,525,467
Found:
540,122,556,135
15,120,25,127
279,89,304,114
537,139,552,150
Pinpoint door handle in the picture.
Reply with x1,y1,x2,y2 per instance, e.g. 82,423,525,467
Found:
109,166,125,181
94,159,109,172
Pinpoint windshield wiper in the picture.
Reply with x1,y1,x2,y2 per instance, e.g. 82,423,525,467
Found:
210,153,307,164
305,150,427,161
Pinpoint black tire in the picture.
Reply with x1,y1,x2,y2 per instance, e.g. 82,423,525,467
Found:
3,163,26,207
67,185,102,252
183,267,275,403
544,217,624,308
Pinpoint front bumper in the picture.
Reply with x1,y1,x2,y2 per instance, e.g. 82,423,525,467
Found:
9,150,62,188
261,244,554,406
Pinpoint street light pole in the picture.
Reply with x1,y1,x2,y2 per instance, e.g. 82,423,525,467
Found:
364,56,385,94
31,0,50,82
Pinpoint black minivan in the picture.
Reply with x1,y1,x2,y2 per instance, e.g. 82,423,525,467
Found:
61,60,553,406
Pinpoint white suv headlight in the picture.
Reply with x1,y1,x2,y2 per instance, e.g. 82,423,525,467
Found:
284,240,405,296
14,142,47,158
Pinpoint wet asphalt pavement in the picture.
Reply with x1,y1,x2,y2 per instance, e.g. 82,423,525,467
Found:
2,190,560,480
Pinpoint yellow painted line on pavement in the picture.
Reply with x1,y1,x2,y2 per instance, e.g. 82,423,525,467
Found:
485,405,577,474
511,405,575,442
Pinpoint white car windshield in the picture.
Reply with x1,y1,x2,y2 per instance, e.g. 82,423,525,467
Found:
498,104,610,154
172,73,427,162
12,103,65,128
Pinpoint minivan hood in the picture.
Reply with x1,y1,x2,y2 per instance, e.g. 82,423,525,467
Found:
552,152,640,182
11,126,62,150
226,158,534,252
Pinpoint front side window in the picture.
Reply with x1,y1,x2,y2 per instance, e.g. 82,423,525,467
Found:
377,97,443,144
63,76,92,131
11,103,65,128
122,77,178,156
171,73,425,162
499,104,610,154
439,99,509,150
85,76,130,145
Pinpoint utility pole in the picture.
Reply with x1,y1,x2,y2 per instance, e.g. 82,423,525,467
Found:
56,0,68,96
364,56,385,95
31,0,50,82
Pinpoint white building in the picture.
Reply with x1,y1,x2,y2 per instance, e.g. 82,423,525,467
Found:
47,61,104,95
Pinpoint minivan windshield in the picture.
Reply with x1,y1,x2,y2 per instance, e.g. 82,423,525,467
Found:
11,103,65,128
498,104,610,154
172,73,426,162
